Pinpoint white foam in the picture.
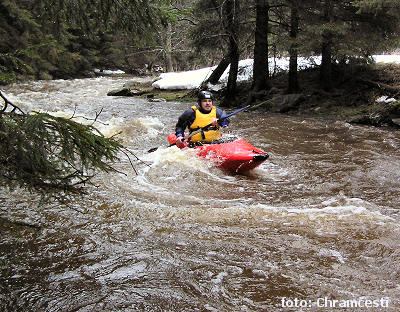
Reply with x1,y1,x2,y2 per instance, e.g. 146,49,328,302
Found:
212,272,228,284
143,146,237,184
96,117,126,137
129,116,164,137
94,68,125,75
32,109,127,138
318,248,346,264
215,195,393,222
147,145,205,169
96,263,147,283
30,109,165,140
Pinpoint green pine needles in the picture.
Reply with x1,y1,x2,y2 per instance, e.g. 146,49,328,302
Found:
0,91,129,193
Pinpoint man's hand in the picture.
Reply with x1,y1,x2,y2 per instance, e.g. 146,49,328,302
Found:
175,135,186,148
211,118,219,127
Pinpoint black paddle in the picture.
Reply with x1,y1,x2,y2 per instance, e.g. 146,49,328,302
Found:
147,99,271,153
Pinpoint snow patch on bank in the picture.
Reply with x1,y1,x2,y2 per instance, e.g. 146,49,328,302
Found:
152,54,400,91
376,95,397,104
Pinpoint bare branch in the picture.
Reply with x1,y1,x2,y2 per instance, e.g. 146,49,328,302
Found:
0,90,25,115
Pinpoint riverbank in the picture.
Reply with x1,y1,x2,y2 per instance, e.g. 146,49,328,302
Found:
3,62,399,128
241,63,400,128
115,62,400,128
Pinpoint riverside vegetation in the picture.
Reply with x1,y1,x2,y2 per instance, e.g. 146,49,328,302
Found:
112,62,400,128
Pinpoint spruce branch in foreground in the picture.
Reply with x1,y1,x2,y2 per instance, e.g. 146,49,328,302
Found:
0,90,139,194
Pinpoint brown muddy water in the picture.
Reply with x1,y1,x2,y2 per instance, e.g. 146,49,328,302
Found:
1,77,399,311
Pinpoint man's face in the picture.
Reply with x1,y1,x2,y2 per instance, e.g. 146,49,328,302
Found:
200,99,213,112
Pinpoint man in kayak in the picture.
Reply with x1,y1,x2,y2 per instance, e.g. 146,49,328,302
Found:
175,91,229,146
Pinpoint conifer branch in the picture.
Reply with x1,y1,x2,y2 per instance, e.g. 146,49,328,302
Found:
0,92,144,194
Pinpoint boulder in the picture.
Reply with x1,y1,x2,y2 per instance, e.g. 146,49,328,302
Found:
388,101,400,116
107,88,145,96
38,72,53,80
392,118,400,127
349,113,400,128
82,71,96,78
107,88,132,96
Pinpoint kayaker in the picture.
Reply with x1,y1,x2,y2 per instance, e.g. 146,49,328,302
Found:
175,91,229,146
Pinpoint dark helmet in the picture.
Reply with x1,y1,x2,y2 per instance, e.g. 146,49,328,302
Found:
198,90,214,102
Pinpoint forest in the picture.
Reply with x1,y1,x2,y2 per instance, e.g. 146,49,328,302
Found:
1,0,399,90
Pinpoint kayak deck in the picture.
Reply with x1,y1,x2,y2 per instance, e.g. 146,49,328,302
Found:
193,138,269,173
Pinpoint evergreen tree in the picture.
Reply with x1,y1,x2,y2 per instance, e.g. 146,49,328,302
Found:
225,0,241,102
320,0,334,91
155,0,196,72
0,0,160,82
299,0,400,90
192,0,252,92
252,0,270,92
287,0,300,93
0,0,43,83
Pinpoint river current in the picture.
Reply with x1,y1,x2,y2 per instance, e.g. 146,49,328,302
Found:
1,77,399,311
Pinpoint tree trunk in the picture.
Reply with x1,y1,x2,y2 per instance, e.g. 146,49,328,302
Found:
226,38,239,101
252,0,270,92
288,1,299,93
205,54,230,85
225,0,240,102
320,0,333,91
164,22,174,72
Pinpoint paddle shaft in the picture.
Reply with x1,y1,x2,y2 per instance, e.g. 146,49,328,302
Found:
186,99,271,139
148,99,271,152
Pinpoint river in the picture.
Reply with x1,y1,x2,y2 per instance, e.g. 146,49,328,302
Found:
1,77,399,311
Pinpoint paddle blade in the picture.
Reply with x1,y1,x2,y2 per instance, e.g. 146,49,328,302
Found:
148,134,177,153
147,147,159,153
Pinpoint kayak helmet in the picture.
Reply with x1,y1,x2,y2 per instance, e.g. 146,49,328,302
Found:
198,91,214,102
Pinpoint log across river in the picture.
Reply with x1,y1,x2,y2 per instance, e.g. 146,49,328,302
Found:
1,77,399,311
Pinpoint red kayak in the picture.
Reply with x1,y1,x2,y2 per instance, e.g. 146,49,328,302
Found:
167,134,269,173
195,138,269,173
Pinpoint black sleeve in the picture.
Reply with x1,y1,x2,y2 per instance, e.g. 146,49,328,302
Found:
216,107,230,127
175,108,195,137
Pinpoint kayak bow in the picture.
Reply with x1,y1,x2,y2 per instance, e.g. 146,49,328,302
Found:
194,138,269,173
166,134,269,173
